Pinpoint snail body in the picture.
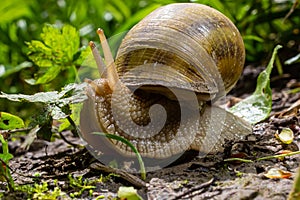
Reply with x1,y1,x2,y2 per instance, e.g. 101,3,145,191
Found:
80,3,252,159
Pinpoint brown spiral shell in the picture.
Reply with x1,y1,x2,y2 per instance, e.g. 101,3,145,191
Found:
115,3,245,101
80,3,251,161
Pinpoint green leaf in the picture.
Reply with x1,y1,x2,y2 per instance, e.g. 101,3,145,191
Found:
0,83,87,120
36,120,53,141
0,83,87,104
0,134,14,189
0,62,32,79
26,40,54,67
115,4,161,33
26,24,82,84
0,91,60,103
35,66,62,85
284,53,300,65
0,0,32,24
230,45,282,124
0,134,13,162
73,46,91,66
111,0,131,19
243,35,264,43
58,104,82,132
0,112,24,130
0,153,14,163
117,186,143,200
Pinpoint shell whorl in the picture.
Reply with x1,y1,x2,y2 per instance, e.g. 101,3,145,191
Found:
115,3,245,101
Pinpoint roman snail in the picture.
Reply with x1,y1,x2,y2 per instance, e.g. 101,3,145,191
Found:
80,3,252,161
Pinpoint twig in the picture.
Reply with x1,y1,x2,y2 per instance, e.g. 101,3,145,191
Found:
283,0,299,22
224,151,300,163
0,127,32,139
169,178,214,200
256,151,300,161
67,115,80,136
58,131,83,149
89,162,146,188
53,115,84,148
224,158,253,163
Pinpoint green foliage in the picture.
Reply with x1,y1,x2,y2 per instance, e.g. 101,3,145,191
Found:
68,174,116,198
14,174,109,199
0,82,87,141
0,112,24,130
0,0,298,197
0,0,298,116
0,135,14,190
0,61,32,79
26,24,90,87
16,181,67,200
69,175,96,198
0,112,21,191
288,166,300,200
230,45,282,124
0,83,87,119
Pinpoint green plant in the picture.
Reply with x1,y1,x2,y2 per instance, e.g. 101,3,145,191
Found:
0,135,14,191
16,180,67,200
68,174,109,198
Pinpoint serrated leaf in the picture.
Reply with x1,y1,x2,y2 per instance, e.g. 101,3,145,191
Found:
0,112,24,130
0,83,87,121
26,40,54,67
49,105,68,120
58,83,88,104
26,24,82,84
230,45,282,124
0,91,60,103
0,83,87,104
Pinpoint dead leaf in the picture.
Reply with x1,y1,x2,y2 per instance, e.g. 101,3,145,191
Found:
275,128,294,144
264,168,292,179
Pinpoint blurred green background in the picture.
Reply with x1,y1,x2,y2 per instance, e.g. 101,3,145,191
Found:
0,0,299,118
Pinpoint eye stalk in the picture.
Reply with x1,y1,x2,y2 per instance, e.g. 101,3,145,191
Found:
88,29,120,92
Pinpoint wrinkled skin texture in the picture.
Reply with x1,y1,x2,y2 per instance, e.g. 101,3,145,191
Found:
80,79,251,159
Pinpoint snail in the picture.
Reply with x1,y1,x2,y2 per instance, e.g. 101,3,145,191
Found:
80,3,252,161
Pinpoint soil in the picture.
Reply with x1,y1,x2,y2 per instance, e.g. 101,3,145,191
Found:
2,63,300,199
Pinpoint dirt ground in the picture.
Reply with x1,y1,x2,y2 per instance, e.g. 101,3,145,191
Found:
2,63,300,199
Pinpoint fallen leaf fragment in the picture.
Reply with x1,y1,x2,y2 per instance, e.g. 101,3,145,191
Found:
117,186,143,200
276,150,293,161
275,128,294,144
264,168,292,179
277,150,293,155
